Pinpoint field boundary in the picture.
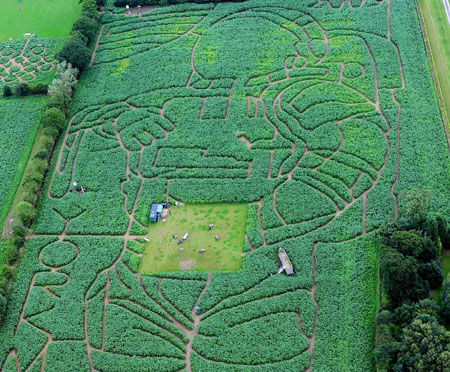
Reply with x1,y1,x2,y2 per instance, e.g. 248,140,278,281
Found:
0,97,46,232
415,0,450,148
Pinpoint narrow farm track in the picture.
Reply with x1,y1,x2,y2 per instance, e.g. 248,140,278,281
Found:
101,272,110,351
256,199,266,246
184,272,211,372
304,242,319,372
390,89,402,217
84,279,96,371
90,24,105,66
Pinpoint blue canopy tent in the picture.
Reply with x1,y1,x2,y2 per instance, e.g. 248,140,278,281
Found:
149,203,165,222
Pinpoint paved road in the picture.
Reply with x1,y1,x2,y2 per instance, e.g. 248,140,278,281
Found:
444,0,450,27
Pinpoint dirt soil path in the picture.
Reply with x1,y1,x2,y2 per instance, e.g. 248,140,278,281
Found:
90,24,105,66
184,272,211,372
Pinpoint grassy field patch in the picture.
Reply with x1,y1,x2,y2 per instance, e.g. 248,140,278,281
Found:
1,0,81,41
140,203,247,273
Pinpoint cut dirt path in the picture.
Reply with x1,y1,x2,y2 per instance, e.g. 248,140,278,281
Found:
83,278,96,371
304,242,319,372
184,272,211,372
255,199,267,246
101,272,110,351
90,24,105,66
272,183,287,226
224,80,236,119
390,89,401,218
186,34,203,87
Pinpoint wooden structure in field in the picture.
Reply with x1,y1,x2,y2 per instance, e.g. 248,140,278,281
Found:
277,247,294,275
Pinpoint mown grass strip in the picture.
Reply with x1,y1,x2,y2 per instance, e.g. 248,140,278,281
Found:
417,0,450,135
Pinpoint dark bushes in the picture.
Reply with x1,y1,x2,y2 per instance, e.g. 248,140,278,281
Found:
374,195,449,372
2,85,12,97
56,36,91,72
72,15,99,43
56,0,101,72
114,0,247,7
15,83,30,96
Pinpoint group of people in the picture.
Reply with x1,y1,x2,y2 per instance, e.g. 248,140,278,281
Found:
174,232,189,244
208,223,220,240
172,223,220,248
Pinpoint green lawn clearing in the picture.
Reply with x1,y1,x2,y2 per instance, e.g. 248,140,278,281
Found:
418,0,450,129
1,0,81,41
140,203,248,273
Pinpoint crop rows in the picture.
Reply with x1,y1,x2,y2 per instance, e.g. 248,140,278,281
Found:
0,97,47,227
1,0,449,371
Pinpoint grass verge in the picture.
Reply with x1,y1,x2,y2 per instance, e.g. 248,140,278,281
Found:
417,0,450,133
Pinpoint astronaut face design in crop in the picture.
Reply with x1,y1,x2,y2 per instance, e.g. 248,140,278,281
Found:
190,8,402,228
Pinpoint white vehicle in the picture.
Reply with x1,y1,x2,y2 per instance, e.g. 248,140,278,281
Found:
182,233,189,240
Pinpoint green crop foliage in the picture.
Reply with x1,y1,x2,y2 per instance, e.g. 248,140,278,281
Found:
0,0,449,371
0,96,46,228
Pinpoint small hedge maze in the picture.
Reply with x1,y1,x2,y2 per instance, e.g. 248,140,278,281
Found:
0,1,449,371
0,38,63,87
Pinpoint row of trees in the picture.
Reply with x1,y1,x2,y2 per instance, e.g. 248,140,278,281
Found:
0,0,102,327
375,190,450,372
57,0,102,72
16,62,78,227
113,0,246,7
0,62,77,328
3,82,49,98
0,62,78,288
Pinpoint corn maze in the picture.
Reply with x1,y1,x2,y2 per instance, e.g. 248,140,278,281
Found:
1,0,449,371
0,38,62,87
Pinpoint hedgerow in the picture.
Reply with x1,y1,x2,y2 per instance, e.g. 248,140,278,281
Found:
0,97,46,228
1,0,449,371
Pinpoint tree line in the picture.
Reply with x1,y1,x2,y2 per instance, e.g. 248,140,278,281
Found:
0,0,103,328
375,189,450,372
